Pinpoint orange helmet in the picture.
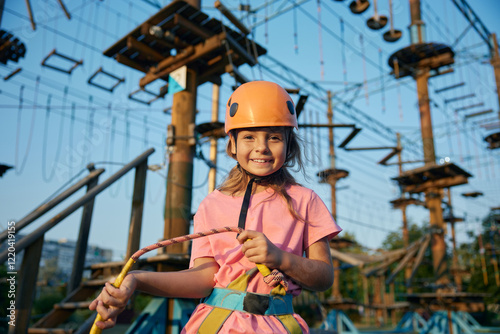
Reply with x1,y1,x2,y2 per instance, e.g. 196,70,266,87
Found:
225,81,298,133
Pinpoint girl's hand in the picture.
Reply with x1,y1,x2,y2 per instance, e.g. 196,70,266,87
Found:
88,274,137,329
237,230,283,269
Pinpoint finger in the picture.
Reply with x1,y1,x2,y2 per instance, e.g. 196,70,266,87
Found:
236,230,250,243
88,298,98,311
95,317,117,330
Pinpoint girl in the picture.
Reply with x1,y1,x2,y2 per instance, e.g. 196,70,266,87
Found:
89,81,341,333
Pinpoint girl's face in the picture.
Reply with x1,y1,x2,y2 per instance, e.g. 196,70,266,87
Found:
231,127,287,177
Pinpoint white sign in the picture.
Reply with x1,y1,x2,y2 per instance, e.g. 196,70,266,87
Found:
168,66,187,94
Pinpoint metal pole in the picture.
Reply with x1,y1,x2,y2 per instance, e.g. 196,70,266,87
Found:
208,84,220,193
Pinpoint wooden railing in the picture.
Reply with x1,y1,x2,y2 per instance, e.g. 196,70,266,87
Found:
0,148,155,334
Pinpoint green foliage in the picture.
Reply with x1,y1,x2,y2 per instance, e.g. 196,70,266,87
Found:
380,222,434,294
32,285,66,317
458,211,500,306
381,222,426,250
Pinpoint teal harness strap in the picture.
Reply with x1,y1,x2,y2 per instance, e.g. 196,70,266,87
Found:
201,288,294,315
197,268,302,333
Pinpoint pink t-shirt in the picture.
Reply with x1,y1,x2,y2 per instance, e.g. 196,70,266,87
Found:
183,185,341,333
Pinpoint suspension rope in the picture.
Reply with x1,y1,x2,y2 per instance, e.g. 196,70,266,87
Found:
143,115,149,148
102,103,112,162
15,81,36,174
316,0,325,80
109,116,121,198
293,0,299,54
90,226,288,333
42,87,67,182
69,102,76,177
378,48,386,113
360,34,368,105
340,18,347,91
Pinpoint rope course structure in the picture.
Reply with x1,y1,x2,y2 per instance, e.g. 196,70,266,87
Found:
0,0,499,330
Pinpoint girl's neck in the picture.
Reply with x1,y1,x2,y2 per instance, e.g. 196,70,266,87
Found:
220,182,269,197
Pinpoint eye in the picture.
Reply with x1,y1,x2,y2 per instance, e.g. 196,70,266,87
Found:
240,133,254,140
269,134,283,141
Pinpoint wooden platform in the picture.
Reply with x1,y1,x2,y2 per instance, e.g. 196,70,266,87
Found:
391,162,471,193
402,292,486,312
103,0,266,88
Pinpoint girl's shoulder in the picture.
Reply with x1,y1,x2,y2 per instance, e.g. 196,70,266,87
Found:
286,184,315,196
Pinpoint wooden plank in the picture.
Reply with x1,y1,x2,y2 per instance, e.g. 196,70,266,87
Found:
174,13,213,39
116,54,148,73
224,32,257,66
403,175,469,193
140,32,224,87
127,36,165,62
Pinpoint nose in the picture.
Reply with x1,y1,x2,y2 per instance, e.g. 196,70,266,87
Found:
255,138,269,153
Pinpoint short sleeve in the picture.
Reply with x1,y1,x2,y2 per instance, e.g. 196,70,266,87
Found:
303,191,341,249
189,204,214,268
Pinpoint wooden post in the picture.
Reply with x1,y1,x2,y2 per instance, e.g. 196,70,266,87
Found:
489,33,500,119
397,133,414,293
410,0,449,287
164,68,197,254
363,275,370,325
208,84,220,193
126,159,148,260
447,188,462,291
10,237,44,334
68,168,100,293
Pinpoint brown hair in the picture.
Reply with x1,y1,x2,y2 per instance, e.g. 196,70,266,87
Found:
218,127,307,223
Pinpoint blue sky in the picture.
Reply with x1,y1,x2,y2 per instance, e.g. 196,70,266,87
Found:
1,0,499,260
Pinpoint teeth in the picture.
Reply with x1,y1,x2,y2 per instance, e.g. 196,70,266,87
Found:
253,159,268,163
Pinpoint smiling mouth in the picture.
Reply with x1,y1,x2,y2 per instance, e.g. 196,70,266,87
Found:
251,159,272,163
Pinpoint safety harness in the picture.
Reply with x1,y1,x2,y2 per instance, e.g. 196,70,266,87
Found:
197,177,303,334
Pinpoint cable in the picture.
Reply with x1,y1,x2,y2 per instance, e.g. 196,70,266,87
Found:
15,82,36,175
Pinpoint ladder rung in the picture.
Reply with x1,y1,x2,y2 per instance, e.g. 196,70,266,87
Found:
28,329,74,334
54,301,92,310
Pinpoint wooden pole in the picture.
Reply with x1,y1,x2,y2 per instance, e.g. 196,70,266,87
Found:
410,0,449,287
163,68,197,254
489,33,500,120
208,84,220,193
327,90,342,302
447,188,462,291
68,171,100,293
